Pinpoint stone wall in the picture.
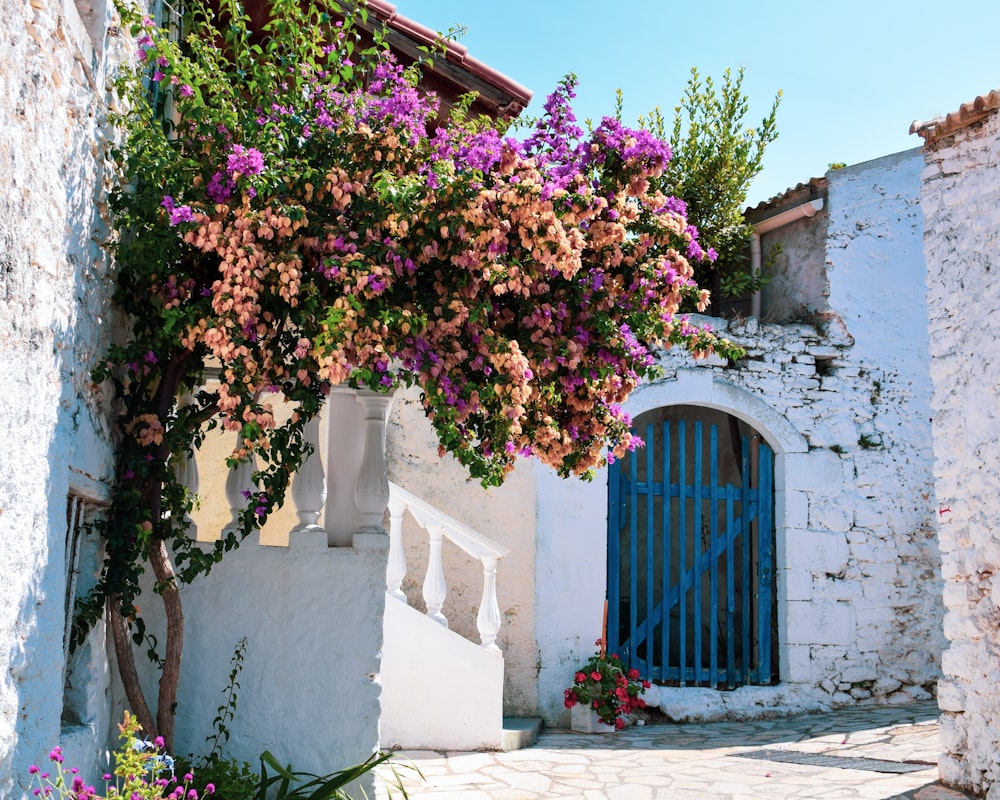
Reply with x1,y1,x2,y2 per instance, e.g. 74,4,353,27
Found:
0,0,117,792
921,106,1000,797
532,148,945,725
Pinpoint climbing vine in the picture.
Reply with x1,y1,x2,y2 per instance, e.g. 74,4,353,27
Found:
82,0,740,746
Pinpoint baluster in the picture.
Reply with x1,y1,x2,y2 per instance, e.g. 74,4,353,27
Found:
174,450,199,538
223,435,258,535
173,393,199,538
423,523,448,627
386,493,408,602
291,412,326,535
477,555,502,654
353,389,394,535
324,388,365,547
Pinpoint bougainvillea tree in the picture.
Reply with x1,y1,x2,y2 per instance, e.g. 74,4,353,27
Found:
83,0,740,746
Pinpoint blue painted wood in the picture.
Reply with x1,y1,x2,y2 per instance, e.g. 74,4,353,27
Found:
677,420,687,686
741,435,752,685
660,421,671,681
709,425,719,688
628,447,639,668
693,421,704,685
607,458,621,655
725,485,737,686
607,416,776,688
645,422,655,677
758,442,774,682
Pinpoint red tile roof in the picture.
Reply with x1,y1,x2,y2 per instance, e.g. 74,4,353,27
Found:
910,89,1000,144
367,1,533,119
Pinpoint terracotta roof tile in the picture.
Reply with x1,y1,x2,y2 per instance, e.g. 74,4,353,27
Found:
910,89,1000,144
367,1,532,116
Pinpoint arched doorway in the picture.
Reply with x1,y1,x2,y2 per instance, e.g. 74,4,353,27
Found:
607,404,777,688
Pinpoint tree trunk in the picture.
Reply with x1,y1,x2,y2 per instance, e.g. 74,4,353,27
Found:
148,537,184,752
109,594,156,739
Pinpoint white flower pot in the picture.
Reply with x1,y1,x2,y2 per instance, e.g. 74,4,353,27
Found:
570,704,616,733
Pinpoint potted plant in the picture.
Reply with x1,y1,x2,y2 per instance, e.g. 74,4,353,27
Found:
563,640,651,731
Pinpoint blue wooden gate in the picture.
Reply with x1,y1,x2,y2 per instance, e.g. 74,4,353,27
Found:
607,416,776,687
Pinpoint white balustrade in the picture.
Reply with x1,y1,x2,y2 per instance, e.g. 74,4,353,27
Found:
386,494,408,602
290,414,326,534
353,390,394,534
174,395,199,538
223,434,258,535
423,523,449,627
386,481,509,655
174,451,199,538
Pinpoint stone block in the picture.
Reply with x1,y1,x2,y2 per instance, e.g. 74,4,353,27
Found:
785,599,854,646
655,687,726,723
937,679,966,712
809,495,854,532
785,528,850,574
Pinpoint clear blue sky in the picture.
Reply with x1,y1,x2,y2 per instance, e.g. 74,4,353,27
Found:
400,0,1000,205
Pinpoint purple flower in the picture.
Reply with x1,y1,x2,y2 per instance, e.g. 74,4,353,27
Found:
169,205,195,225
144,350,157,364
152,71,165,82
179,84,193,98
206,171,233,204
49,748,63,763
226,144,264,177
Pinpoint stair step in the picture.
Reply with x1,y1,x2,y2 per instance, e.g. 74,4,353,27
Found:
502,717,542,751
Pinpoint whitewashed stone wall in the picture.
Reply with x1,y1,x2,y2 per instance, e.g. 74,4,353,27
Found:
533,149,944,725
0,0,117,792
921,107,1000,797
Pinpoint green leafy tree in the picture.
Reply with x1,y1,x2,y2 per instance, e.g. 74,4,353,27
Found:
644,67,781,310
81,0,741,748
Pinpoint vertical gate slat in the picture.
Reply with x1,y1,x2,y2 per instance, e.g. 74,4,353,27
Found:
660,421,671,683
741,434,752,686
629,447,639,672
709,425,719,688
607,458,621,659
758,443,774,683
693,421,704,685
725,485,737,687
678,420,687,686
645,422,655,680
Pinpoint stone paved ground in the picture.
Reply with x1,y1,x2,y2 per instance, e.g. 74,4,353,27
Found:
376,701,982,799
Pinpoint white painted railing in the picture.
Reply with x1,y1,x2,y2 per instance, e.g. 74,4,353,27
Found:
386,482,509,654
183,387,509,653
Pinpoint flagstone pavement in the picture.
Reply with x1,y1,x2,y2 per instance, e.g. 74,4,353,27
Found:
375,701,983,800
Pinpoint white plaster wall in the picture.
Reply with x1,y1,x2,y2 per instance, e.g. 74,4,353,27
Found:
385,386,538,717
381,597,503,750
533,148,942,725
921,108,1000,797
132,531,387,795
0,0,117,791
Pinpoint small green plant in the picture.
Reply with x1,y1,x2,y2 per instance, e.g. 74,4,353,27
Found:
858,434,881,450
830,444,846,454
207,636,248,759
255,751,412,800
563,640,650,729
828,161,847,170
